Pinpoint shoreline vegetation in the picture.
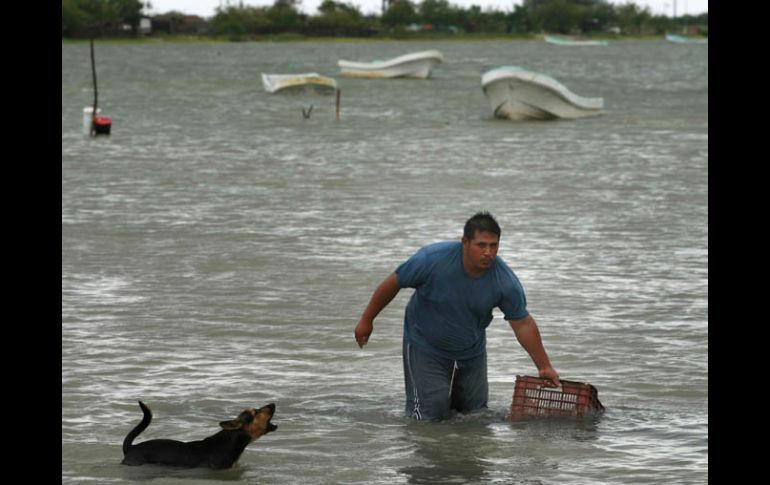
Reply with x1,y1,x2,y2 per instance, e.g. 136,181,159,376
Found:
61,32,694,44
63,0,707,43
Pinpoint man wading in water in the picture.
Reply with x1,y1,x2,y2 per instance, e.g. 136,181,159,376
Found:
354,212,560,421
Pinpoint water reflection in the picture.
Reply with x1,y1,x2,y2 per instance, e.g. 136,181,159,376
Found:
118,462,247,482
398,417,493,484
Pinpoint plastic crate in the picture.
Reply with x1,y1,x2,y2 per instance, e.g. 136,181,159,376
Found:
510,375,604,421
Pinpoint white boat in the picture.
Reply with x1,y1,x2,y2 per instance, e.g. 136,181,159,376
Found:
261,72,337,94
337,50,443,79
481,66,604,121
665,33,708,44
544,35,608,46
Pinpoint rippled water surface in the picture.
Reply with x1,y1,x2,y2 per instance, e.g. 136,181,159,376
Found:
62,39,707,484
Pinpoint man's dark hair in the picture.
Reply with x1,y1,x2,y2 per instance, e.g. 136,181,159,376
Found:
463,212,501,240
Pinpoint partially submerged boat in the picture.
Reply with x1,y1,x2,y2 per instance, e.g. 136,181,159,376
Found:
481,66,604,121
665,33,708,44
337,50,443,79
544,35,608,46
261,73,337,95
82,107,111,135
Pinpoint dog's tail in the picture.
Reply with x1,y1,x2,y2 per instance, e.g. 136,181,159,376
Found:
123,400,152,455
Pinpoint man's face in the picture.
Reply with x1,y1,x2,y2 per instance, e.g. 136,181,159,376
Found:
462,230,499,274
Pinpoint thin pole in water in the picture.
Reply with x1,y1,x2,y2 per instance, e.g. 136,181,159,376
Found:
90,38,98,136
336,88,341,121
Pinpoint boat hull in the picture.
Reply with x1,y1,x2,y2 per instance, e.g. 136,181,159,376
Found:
481,67,604,121
261,73,337,95
544,35,608,46
665,33,708,44
338,50,443,79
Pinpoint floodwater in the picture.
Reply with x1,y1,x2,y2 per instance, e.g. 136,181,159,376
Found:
62,38,707,484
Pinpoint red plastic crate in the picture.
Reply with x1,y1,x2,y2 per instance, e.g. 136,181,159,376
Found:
510,375,605,421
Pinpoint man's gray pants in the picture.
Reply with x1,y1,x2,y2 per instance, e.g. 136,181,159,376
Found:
403,340,488,421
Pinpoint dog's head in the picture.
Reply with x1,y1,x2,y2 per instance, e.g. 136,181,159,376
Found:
219,403,277,440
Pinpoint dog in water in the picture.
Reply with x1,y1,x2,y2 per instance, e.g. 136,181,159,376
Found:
122,400,277,469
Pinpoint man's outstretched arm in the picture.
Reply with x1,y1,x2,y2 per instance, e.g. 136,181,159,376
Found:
508,314,561,387
355,272,401,348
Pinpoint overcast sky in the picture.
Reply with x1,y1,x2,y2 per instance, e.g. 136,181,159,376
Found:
144,0,708,18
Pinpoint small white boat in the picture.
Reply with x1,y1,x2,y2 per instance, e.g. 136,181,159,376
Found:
337,50,443,79
261,72,337,95
481,66,604,121
544,35,608,46
665,33,708,44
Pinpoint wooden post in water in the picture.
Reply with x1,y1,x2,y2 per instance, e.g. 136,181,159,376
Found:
88,38,112,135
90,38,98,136
335,88,341,121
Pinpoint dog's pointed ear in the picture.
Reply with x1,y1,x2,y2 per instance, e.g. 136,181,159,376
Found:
219,418,243,430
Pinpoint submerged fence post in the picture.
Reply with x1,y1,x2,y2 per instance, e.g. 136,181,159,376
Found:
336,88,341,121
88,38,112,135
90,38,98,136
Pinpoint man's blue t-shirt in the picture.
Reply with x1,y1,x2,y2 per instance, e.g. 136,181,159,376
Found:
395,241,529,361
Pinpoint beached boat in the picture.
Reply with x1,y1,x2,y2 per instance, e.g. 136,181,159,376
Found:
481,66,604,121
261,73,337,94
544,35,608,46
337,50,443,79
665,33,708,44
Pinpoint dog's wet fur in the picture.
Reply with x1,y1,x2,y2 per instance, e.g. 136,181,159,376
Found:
122,401,277,469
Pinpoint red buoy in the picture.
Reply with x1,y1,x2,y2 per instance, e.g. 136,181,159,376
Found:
92,116,112,135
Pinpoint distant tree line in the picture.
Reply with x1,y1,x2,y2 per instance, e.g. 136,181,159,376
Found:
63,0,145,37
62,0,708,39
